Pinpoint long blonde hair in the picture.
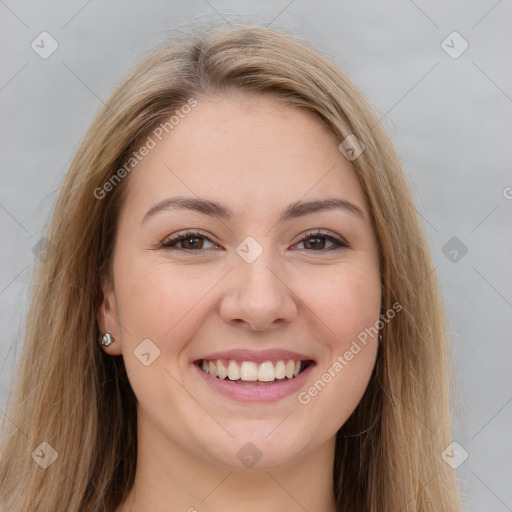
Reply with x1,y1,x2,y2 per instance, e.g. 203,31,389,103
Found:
0,23,461,511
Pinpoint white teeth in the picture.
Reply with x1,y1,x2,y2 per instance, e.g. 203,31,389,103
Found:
199,358,307,382
240,361,258,381
208,360,218,378
217,359,228,380
275,360,286,379
258,361,276,382
227,360,240,380
285,360,295,378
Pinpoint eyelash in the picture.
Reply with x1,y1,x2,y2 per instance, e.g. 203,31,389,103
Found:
160,229,349,253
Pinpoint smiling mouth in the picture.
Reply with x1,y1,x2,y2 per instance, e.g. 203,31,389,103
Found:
194,359,314,385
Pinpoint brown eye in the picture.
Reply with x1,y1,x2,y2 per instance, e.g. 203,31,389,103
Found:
178,236,203,249
294,230,348,251
161,231,216,251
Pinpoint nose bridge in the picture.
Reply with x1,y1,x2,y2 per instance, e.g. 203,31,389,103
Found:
220,235,297,330
239,249,280,294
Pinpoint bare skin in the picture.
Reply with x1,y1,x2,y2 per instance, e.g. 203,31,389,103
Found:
99,91,381,512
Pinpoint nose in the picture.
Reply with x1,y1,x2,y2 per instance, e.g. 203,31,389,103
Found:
219,247,298,332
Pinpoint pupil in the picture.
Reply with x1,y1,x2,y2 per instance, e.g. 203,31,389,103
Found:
184,237,201,249
306,237,324,250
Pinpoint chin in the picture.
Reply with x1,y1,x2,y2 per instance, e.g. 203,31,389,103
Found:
196,426,311,470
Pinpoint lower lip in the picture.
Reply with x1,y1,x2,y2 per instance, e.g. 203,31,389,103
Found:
193,362,315,403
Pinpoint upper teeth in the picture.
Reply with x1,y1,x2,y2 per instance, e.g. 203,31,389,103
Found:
200,359,303,381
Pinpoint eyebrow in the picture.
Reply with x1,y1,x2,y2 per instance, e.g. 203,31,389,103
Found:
141,195,366,225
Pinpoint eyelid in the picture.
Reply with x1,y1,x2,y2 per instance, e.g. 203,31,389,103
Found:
161,228,350,252
292,229,349,248
160,229,220,250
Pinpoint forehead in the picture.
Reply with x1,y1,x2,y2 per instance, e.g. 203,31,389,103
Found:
121,92,369,220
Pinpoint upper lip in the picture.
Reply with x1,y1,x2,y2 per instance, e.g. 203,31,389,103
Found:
193,348,315,364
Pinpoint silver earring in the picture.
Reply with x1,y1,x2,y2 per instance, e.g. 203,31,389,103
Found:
379,332,383,343
99,307,114,347
99,332,114,347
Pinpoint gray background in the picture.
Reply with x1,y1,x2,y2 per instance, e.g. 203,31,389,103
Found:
1,1,511,510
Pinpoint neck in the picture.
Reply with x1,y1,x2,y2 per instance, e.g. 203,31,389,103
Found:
118,413,338,512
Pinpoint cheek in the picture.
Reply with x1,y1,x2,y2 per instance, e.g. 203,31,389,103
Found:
115,258,226,356
301,263,381,346
113,261,208,404
296,265,381,424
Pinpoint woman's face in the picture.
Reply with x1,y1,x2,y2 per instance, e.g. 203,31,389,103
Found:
100,91,381,470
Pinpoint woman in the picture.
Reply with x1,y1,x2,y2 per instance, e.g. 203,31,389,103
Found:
0,23,461,511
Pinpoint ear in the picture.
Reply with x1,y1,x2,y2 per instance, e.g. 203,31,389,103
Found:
97,273,122,355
